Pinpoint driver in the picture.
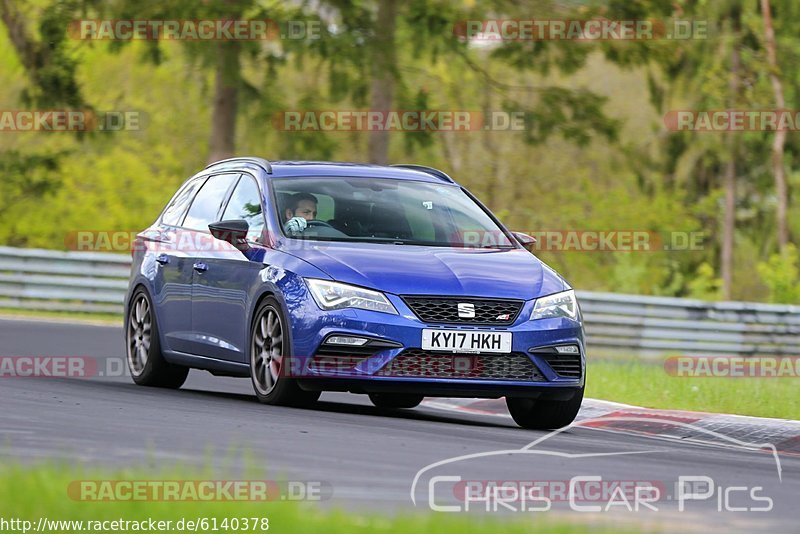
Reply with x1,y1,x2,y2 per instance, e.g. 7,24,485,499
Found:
283,192,318,236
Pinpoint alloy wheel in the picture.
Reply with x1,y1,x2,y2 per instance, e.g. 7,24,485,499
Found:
251,306,284,395
127,294,152,376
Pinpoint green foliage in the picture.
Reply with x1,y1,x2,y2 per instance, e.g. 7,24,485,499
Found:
0,151,64,246
757,244,800,303
0,0,89,109
521,88,619,146
609,253,648,295
687,262,723,300
0,0,797,303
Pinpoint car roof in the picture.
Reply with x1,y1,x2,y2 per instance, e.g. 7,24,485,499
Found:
203,157,457,185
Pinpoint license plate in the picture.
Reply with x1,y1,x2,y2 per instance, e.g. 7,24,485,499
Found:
421,329,512,353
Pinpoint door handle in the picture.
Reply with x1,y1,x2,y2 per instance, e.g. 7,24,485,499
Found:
193,262,208,273
156,254,170,265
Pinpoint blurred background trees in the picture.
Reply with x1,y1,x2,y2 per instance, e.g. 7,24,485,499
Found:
0,0,797,303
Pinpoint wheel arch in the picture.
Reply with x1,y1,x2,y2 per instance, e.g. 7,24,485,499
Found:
248,291,294,356
124,282,169,354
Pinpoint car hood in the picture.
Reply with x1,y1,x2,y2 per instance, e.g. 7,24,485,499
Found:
284,242,567,300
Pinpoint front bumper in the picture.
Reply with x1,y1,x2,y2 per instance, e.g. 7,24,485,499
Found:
296,377,582,400
286,292,585,399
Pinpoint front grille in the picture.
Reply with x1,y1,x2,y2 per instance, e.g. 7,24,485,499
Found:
402,296,523,325
376,349,544,381
538,353,582,378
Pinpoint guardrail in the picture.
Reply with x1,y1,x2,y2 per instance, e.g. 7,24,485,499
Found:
0,246,130,314
578,291,800,358
1,246,798,357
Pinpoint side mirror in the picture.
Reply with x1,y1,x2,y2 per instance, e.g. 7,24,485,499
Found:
512,231,537,252
209,219,250,251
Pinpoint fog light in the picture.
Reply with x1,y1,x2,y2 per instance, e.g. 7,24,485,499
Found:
555,345,579,354
324,336,369,346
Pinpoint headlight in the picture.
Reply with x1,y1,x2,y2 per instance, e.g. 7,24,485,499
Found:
531,290,579,321
306,279,398,314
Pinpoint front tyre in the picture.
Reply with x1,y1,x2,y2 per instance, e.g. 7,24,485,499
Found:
506,387,584,430
249,297,320,407
368,393,424,409
126,288,189,388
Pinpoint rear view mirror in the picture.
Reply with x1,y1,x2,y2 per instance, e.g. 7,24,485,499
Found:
512,231,537,252
209,219,250,251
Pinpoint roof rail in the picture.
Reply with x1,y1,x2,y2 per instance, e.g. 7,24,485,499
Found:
205,157,273,174
390,164,454,183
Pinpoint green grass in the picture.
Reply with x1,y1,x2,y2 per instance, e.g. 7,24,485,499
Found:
587,359,800,420
0,465,634,534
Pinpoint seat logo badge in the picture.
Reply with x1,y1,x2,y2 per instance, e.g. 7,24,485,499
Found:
457,303,476,318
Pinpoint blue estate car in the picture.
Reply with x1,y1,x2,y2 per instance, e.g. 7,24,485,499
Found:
125,158,585,429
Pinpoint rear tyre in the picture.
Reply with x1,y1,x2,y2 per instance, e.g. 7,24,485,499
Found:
249,297,320,407
506,387,584,430
126,288,189,389
368,393,424,409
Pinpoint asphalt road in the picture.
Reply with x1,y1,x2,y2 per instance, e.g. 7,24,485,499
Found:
0,318,797,532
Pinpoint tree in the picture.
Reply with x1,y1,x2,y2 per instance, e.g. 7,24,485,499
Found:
760,0,789,251
0,0,89,246
86,0,316,164
722,38,740,299
208,38,241,162
0,0,88,108
608,0,778,299
367,0,397,164
313,0,620,166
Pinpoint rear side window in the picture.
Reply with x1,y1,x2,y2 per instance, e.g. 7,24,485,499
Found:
221,175,266,242
182,174,239,231
161,177,203,227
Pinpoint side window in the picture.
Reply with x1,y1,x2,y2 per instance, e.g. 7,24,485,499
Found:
160,177,204,227
182,174,238,231
221,175,265,241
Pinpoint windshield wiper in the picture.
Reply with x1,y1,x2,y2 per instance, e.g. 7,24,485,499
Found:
475,244,515,249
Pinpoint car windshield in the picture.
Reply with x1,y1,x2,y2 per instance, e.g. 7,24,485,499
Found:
272,177,515,248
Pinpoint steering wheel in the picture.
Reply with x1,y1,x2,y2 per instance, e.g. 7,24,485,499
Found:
306,220,334,229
